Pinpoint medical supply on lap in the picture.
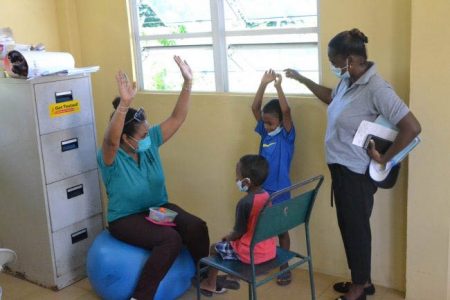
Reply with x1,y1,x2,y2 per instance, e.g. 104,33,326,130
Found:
146,207,178,226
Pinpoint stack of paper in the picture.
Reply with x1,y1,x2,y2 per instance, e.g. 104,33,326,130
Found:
41,66,100,77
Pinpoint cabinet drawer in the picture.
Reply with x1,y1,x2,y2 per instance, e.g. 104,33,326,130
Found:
34,77,93,135
47,170,102,232
40,124,97,184
52,214,103,277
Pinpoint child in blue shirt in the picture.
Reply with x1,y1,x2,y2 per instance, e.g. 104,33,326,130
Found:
251,69,295,286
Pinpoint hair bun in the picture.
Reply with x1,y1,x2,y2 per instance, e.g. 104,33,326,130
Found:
112,96,121,109
349,28,368,43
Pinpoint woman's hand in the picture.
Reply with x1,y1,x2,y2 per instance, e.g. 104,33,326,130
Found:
367,139,385,164
160,55,193,143
174,55,193,83
115,71,137,106
284,68,333,104
283,68,306,83
261,69,276,85
274,73,282,87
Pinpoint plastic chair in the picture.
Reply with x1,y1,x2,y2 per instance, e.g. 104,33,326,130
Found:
196,175,324,300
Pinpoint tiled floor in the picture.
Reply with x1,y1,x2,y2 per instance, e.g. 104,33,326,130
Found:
0,269,404,300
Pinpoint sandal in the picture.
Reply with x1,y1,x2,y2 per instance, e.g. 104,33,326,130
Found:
276,270,292,286
217,275,240,290
200,287,227,297
333,282,375,295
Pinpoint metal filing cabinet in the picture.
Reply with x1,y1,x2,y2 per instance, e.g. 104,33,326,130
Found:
0,74,103,289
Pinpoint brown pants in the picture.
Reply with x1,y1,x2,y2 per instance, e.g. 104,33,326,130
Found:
109,203,209,300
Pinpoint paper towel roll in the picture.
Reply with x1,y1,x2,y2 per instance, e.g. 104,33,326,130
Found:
6,50,75,78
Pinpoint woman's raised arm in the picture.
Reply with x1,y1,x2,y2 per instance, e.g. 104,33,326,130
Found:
102,71,137,165
160,56,193,143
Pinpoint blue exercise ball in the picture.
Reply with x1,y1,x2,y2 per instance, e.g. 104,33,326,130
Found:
87,230,195,300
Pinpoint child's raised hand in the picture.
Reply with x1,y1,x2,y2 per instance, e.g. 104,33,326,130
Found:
260,69,276,85
274,73,282,87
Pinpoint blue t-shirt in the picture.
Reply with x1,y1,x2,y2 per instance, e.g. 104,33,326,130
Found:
97,125,168,222
255,120,295,203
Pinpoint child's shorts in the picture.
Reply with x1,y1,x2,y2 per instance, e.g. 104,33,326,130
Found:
215,241,239,260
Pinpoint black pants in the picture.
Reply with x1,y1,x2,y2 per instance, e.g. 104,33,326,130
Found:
109,203,210,300
328,164,377,284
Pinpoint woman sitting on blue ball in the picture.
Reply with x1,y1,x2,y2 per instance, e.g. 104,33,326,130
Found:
97,55,209,300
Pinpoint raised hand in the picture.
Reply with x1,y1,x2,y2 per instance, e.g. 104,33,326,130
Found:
274,73,282,87
115,70,137,106
261,69,276,85
174,55,193,83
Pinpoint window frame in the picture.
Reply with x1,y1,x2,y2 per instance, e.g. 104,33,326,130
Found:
129,0,319,93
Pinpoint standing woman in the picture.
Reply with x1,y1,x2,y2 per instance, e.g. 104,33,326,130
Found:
97,56,209,300
284,29,421,300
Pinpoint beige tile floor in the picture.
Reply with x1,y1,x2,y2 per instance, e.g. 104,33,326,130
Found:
0,269,404,300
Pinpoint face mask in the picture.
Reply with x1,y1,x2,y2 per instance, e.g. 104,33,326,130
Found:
268,126,282,137
236,178,250,192
330,59,349,79
128,134,151,153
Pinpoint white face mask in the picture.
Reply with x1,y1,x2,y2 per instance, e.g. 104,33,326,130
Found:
330,59,349,79
268,126,282,137
236,178,250,192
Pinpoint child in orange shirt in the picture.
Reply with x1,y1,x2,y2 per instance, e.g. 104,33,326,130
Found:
199,155,276,296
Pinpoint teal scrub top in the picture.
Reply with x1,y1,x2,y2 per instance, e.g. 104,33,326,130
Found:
97,125,168,222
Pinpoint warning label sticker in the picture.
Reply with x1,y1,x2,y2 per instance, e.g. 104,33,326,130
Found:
49,100,80,118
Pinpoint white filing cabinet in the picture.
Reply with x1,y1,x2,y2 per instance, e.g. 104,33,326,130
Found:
0,74,103,289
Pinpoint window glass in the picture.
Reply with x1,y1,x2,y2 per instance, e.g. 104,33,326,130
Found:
224,0,317,31
132,0,319,93
138,0,211,35
227,38,318,93
140,39,215,91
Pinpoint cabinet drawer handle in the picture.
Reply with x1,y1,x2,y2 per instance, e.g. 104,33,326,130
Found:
71,228,88,244
61,138,78,152
55,90,73,103
66,184,84,199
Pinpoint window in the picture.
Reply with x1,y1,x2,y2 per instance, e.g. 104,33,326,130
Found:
129,0,318,94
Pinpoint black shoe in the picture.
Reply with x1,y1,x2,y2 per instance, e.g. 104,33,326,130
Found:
335,295,366,300
333,282,375,295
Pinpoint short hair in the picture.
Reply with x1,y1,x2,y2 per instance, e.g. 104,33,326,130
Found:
262,99,282,121
328,28,369,60
111,96,146,141
238,155,269,187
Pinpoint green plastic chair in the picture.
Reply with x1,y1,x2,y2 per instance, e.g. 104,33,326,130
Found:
196,175,324,300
